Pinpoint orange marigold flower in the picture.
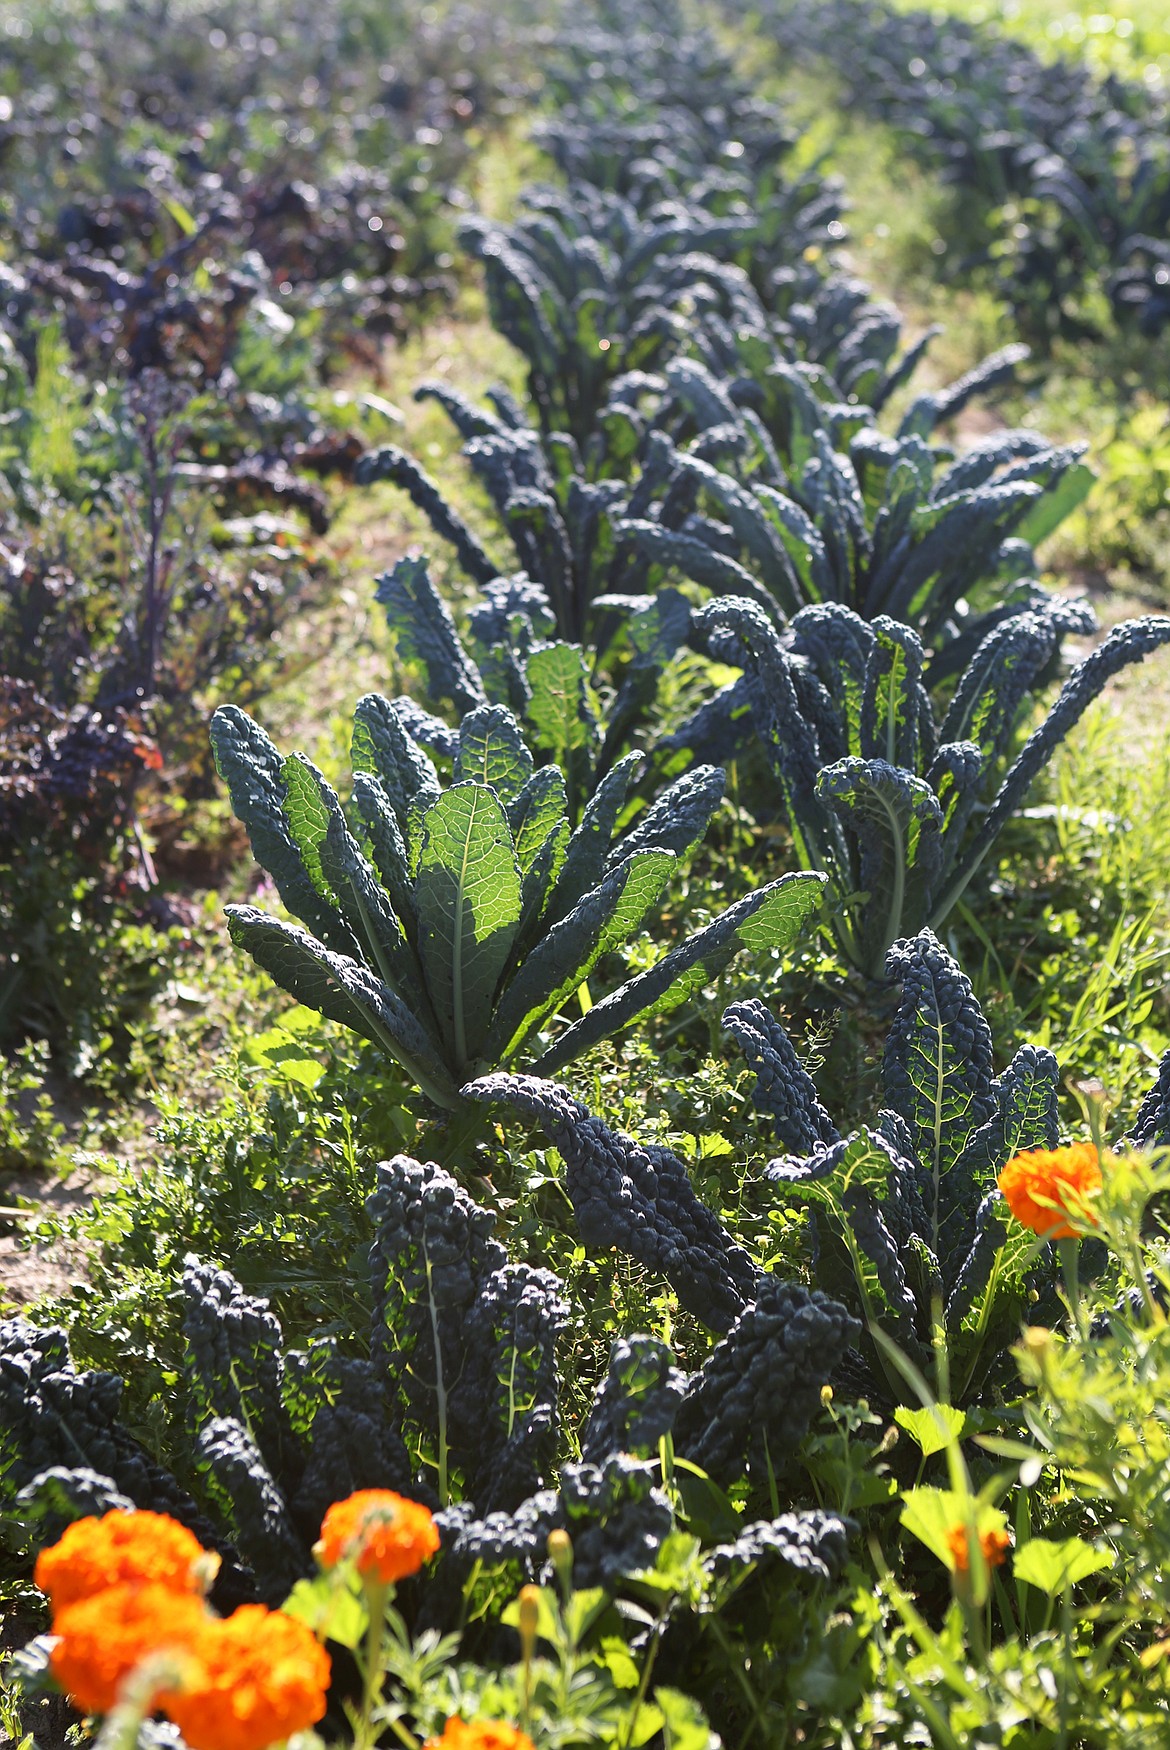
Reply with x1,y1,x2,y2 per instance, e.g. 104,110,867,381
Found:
35,1510,213,1612
997,1142,1104,1240
424,1719,537,1750
49,1582,210,1716
316,1489,440,1584
946,1524,1011,1574
163,1604,330,1750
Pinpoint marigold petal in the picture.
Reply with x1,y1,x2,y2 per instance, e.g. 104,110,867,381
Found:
424,1719,537,1750
997,1143,1103,1240
35,1510,210,1611
162,1605,331,1750
317,1489,440,1584
50,1582,211,1716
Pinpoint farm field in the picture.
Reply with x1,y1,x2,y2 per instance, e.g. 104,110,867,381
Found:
2,1,1170,1747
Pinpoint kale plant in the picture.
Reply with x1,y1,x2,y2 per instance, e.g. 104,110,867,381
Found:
373,555,692,816
738,929,1170,1402
3,1154,852,1625
692,596,1170,979
621,388,1092,651
210,695,824,1107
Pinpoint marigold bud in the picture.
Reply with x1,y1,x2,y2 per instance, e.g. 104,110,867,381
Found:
547,1528,573,1588
517,1584,540,1663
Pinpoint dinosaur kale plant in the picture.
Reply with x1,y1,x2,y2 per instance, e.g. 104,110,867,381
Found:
621,380,1093,652
3,1152,854,1624
373,555,692,818
734,927,1060,1404
742,929,1170,1404
693,596,1170,980
210,695,824,1108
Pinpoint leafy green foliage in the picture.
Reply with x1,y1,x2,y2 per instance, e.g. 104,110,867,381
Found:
212,697,824,1106
696,595,1170,977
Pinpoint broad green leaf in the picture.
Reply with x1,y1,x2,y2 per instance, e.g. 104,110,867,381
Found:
454,703,534,804
281,1572,367,1649
414,783,523,1070
525,641,596,761
1013,1536,1111,1595
652,1688,717,1750
900,1486,1007,1579
1013,461,1093,550
549,750,645,921
210,707,355,956
895,1403,969,1458
484,848,677,1064
508,765,569,875
536,871,826,1072
225,905,455,1106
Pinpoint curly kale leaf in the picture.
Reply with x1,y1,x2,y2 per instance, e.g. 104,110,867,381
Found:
0,1319,248,1598
673,1279,858,1486
723,999,838,1155
1131,1049,1170,1152
367,1154,563,1505
463,1073,759,1331
194,1418,306,1604
182,1259,295,1475
581,1336,688,1464
705,1510,853,1586
882,928,996,1269
375,554,489,718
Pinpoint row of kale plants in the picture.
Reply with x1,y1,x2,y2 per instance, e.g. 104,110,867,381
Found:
0,0,535,1066
6,1,1170,1745
770,0,1170,342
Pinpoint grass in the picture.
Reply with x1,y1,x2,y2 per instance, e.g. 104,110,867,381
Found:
881,0,1170,82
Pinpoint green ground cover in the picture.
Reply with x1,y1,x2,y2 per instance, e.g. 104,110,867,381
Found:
3,1,1170,1747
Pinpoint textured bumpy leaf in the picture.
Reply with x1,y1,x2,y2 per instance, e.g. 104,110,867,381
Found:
673,1278,859,1485
483,849,677,1064
534,872,826,1073
351,694,442,829
280,755,334,903
356,447,498,586
462,1073,759,1330
604,764,725,872
508,766,570,876
524,642,596,760
931,615,1170,922
550,751,645,920
351,772,414,932
318,796,422,1003
882,929,996,1253
210,707,353,956
723,999,838,1154
859,619,928,770
1130,1049,1170,1152
580,1337,687,1464
455,704,535,804
225,907,455,1104
413,783,524,1071
375,555,488,717
816,759,943,977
